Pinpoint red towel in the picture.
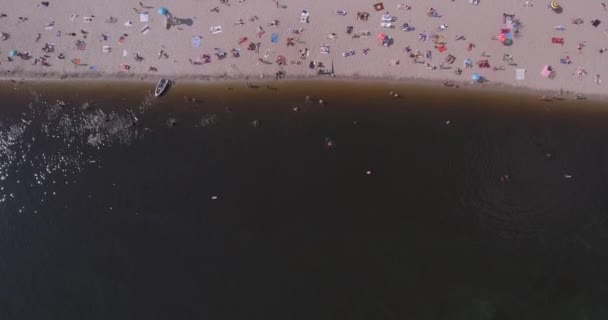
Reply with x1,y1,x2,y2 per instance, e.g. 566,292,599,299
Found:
437,45,447,52
551,37,564,44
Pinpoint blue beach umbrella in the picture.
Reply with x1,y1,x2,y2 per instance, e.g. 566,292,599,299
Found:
158,7,169,16
9,50,18,57
472,73,481,82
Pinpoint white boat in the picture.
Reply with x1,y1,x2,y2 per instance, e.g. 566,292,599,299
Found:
155,78,170,97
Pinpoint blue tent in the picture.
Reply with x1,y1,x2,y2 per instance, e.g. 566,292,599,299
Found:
472,73,482,82
158,7,169,16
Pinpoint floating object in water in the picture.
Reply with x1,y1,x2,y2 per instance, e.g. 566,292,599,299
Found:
155,78,170,97
564,174,572,178
324,137,335,149
366,170,372,175
211,195,218,200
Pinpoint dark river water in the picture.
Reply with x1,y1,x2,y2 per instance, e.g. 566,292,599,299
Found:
1,80,608,319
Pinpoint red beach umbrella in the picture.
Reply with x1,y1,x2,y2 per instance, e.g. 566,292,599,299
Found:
377,33,387,41
497,33,507,43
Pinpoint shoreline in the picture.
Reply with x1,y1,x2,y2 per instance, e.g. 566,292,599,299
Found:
1,72,601,103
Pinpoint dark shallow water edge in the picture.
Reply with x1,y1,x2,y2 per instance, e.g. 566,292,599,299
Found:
0,81,608,319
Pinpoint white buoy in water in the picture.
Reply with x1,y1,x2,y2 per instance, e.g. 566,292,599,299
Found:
366,170,372,175
211,195,218,200
319,99,324,105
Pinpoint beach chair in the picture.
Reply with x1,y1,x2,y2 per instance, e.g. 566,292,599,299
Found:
300,10,310,23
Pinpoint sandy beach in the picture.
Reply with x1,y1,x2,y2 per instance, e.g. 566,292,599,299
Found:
1,0,607,96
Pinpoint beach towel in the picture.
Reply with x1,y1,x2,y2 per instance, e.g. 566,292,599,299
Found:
436,45,447,52
373,2,384,11
271,33,279,43
540,65,553,78
551,37,564,44
478,60,490,68
139,13,149,22
516,68,526,80
192,36,201,47
102,45,111,53
210,26,222,35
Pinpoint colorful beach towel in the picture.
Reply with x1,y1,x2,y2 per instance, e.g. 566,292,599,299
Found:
271,33,279,43
551,37,564,45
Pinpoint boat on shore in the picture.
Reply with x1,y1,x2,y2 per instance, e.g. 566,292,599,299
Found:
155,78,170,97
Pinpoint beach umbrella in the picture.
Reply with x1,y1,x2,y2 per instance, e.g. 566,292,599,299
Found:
9,50,18,57
497,33,507,43
158,7,169,16
377,33,387,41
550,1,559,10
472,73,482,82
